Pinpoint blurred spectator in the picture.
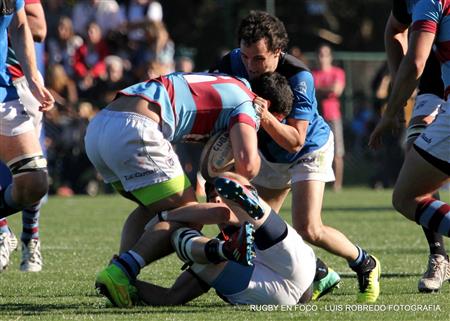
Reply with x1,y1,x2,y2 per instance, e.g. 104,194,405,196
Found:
43,0,72,40
369,62,405,189
289,46,309,66
120,0,163,48
44,101,98,196
175,56,194,72
46,63,79,115
350,92,374,154
72,0,125,38
132,21,174,80
73,22,109,93
312,44,346,192
89,55,133,108
46,16,83,78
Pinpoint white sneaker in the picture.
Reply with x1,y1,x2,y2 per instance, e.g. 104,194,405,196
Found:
9,231,18,252
0,232,17,271
20,239,42,272
418,254,450,292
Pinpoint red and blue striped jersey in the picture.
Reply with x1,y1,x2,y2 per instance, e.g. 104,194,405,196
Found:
118,72,259,143
0,0,24,102
409,0,450,97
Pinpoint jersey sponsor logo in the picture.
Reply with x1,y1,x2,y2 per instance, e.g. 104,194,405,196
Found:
297,81,307,95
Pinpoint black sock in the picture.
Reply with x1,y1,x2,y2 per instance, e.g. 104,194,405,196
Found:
204,239,226,264
351,253,376,274
314,258,329,281
422,228,447,257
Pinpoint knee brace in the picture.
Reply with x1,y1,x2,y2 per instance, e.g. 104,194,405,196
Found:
171,227,203,264
7,154,47,177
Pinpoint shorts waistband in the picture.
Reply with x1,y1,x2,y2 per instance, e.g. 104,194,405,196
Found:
98,109,160,129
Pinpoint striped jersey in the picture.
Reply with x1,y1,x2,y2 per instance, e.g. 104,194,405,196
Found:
212,48,330,164
118,72,259,143
0,0,24,102
408,0,450,98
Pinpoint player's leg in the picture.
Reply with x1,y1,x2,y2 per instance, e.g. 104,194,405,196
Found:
392,148,449,229
0,131,48,219
290,134,380,303
292,180,380,302
404,94,449,292
214,174,316,304
251,146,341,300
20,198,44,272
85,110,201,307
0,163,18,271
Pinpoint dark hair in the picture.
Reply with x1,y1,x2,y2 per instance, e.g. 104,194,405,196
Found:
250,72,293,116
238,11,289,52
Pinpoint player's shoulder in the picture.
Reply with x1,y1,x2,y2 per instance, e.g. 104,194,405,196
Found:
277,53,311,79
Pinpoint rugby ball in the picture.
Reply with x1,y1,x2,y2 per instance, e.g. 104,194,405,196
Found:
200,131,235,181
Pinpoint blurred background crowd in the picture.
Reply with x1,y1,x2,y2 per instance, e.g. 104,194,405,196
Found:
40,0,407,196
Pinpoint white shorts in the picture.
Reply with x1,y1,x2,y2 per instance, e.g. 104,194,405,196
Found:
406,94,442,140
0,77,42,136
84,109,184,191
251,133,335,189
223,225,316,305
414,101,450,164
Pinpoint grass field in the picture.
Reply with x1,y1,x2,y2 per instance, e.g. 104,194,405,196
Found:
0,187,449,321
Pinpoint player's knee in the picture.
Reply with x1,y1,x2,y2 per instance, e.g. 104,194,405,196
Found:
13,172,48,205
392,188,408,215
9,153,49,206
296,224,324,245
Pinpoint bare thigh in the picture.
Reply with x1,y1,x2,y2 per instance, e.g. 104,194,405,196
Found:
393,148,449,219
0,131,42,163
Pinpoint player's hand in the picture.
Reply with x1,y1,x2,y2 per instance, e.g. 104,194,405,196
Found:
253,96,270,121
29,80,55,112
368,114,399,149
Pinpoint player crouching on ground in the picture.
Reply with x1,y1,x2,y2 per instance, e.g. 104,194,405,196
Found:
133,172,316,306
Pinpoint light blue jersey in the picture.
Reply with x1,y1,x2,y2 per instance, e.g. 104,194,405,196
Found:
119,72,259,143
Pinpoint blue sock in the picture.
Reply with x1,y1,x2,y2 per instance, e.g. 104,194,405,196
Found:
112,251,144,280
348,245,369,269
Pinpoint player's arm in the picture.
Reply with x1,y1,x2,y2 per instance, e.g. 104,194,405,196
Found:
385,30,434,118
136,270,209,306
257,98,306,153
385,12,409,80
229,122,260,180
369,30,435,149
25,1,46,42
9,8,54,110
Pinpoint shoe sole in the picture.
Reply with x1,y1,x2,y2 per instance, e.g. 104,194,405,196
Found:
243,223,255,266
418,287,440,293
214,177,264,219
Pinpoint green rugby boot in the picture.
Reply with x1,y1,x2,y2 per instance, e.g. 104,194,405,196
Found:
312,268,341,300
95,264,134,308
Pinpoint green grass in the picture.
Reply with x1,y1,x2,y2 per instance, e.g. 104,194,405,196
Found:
0,187,449,320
